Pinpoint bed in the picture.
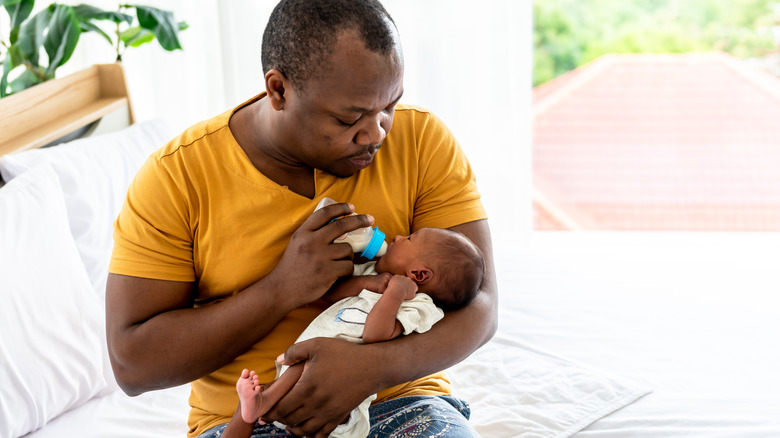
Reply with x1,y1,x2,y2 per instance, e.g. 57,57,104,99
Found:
2,64,779,438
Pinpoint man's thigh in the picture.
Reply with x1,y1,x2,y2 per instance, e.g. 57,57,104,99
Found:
198,395,478,438
198,423,287,438
368,395,479,437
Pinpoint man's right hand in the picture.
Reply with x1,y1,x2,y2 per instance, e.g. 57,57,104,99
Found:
265,202,375,308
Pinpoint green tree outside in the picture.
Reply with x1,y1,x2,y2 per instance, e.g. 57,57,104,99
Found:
534,0,779,86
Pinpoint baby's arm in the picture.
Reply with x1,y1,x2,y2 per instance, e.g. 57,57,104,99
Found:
323,272,393,303
363,275,418,344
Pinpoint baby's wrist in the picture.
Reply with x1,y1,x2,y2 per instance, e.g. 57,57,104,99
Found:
383,287,409,302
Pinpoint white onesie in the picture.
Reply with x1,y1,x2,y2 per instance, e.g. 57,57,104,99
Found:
276,262,444,438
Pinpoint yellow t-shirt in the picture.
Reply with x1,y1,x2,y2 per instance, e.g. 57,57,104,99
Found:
110,94,487,437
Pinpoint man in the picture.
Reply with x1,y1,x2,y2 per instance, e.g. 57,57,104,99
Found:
106,1,497,437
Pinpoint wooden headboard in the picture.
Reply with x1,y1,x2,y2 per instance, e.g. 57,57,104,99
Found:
0,63,135,157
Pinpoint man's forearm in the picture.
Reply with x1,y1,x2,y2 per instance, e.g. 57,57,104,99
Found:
106,273,302,395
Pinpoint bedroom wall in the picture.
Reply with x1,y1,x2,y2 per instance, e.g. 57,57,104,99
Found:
57,0,532,248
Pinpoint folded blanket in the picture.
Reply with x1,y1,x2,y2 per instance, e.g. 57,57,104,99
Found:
448,336,651,438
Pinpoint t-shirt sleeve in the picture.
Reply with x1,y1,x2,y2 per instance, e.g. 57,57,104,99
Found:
109,155,196,282
396,293,445,335
410,110,487,230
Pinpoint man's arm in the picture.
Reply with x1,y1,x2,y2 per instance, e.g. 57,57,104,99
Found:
106,274,299,395
105,203,374,396
268,219,498,437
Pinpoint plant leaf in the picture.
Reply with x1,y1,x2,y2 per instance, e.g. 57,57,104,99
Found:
120,26,155,48
72,4,132,25
17,7,52,67
1,55,14,97
133,5,182,51
4,0,34,44
6,43,23,68
43,4,80,75
9,66,42,93
77,20,113,45
71,4,133,47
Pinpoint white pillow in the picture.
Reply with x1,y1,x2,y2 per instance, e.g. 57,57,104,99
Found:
0,164,109,438
0,119,173,300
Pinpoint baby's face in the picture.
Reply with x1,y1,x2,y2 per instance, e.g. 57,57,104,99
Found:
375,228,454,275
374,228,433,275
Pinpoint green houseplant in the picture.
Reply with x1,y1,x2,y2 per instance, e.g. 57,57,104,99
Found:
0,0,187,97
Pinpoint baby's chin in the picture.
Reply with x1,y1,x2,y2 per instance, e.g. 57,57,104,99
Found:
373,259,399,276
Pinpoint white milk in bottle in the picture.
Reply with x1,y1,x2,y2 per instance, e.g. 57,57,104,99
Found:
314,197,388,259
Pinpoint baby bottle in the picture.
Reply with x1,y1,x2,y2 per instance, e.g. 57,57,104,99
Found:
315,197,388,259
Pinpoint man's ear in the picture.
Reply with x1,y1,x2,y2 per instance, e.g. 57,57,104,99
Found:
264,69,288,111
408,267,433,285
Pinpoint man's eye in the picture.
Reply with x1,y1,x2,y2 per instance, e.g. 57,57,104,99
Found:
336,117,358,127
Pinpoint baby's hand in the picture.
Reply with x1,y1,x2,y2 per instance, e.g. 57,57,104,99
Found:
364,272,393,293
388,275,418,300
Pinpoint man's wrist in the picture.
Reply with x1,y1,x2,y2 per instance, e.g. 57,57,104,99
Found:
359,339,416,391
250,272,301,312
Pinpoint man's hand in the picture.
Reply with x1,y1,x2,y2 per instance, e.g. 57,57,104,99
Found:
266,202,375,309
262,338,380,437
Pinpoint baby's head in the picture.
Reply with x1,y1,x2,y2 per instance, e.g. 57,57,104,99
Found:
374,228,485,311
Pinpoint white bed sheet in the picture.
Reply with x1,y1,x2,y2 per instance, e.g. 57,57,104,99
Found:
485,233,780,438
23,384,191,438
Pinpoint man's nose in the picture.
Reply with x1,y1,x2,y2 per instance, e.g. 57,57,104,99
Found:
355,114,386,146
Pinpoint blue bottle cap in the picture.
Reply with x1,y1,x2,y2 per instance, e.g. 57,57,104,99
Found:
360,227,386,259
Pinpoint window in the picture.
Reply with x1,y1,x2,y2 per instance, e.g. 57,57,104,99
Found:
533,0,780,231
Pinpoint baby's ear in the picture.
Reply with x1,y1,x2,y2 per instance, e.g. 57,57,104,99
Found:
408,267,433,285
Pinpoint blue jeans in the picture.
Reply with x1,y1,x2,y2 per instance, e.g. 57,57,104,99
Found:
198,395,478,437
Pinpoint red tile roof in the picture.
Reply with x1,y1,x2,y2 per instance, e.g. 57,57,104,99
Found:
533,53,780,231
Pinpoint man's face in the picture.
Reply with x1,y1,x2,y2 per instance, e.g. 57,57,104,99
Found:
279,31,404,177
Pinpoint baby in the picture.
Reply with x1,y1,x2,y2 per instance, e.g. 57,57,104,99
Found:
222,227,485,438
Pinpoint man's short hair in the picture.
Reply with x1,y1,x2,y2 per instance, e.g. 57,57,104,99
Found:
262,0,399,87
421,229,485,312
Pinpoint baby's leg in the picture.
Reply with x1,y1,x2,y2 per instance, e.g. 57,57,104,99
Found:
236,365,305,423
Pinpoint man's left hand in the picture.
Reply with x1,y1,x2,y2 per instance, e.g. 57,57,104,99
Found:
261,338,380,437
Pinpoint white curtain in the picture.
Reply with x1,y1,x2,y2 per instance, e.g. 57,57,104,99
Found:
61,0,532,244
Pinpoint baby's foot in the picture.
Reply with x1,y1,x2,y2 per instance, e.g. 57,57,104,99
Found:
236,369,264,423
